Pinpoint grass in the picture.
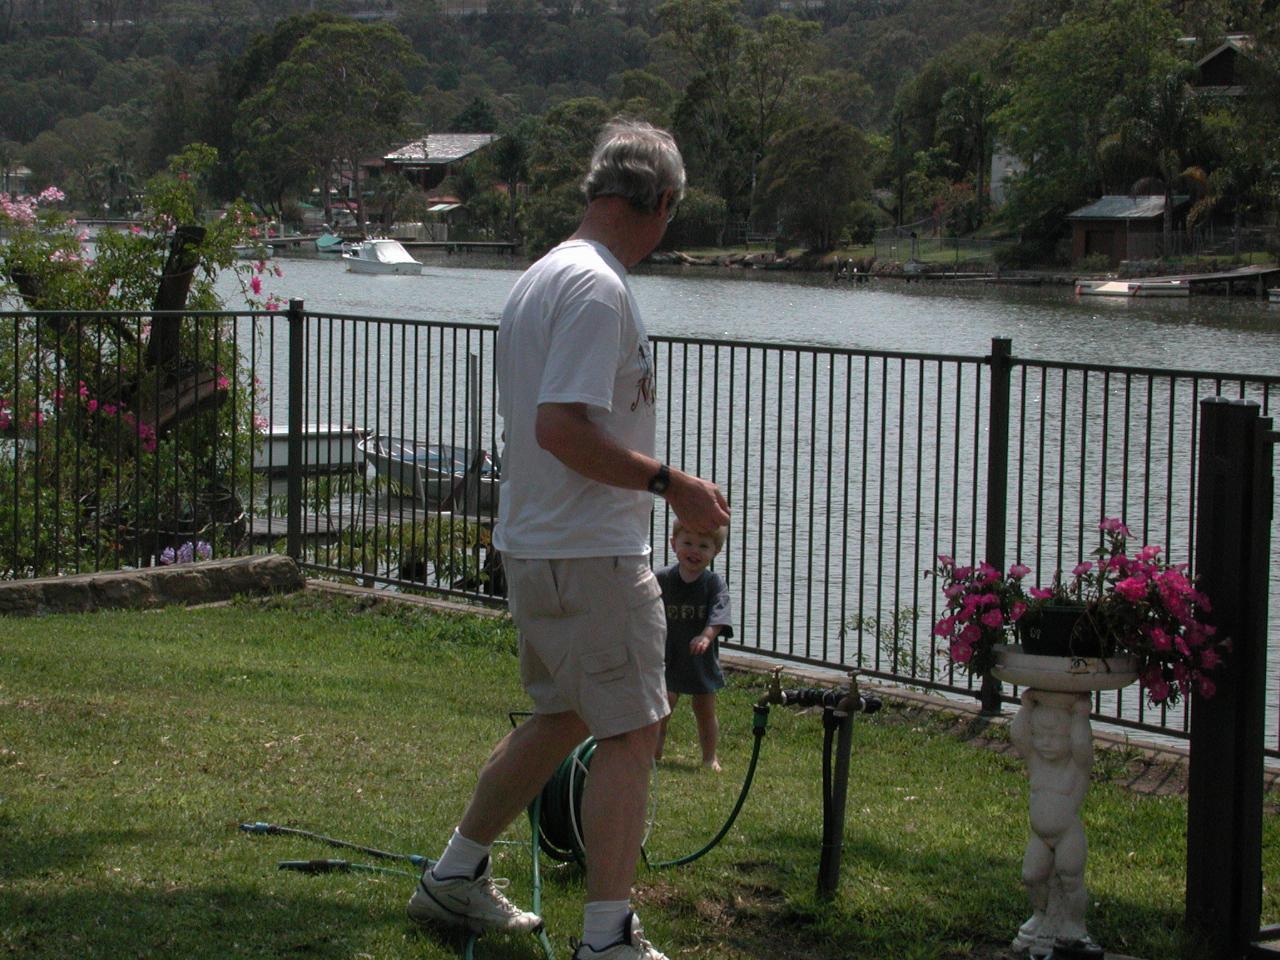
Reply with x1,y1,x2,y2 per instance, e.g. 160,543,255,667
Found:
2,591,1275,959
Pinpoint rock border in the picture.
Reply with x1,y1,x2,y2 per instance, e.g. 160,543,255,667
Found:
0,554,305,617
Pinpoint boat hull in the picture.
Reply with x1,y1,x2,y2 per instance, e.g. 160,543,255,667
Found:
343,255,423,275
359,435,498,513
1075,279,1189,298
253,424,364,476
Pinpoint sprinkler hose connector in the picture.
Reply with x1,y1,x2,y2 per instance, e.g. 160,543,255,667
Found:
278,859,352,873
240,821,280,834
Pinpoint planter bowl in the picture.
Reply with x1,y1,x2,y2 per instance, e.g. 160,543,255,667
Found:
991,643,1139,692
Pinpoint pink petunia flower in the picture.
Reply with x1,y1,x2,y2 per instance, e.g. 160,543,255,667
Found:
1114,575,1148,603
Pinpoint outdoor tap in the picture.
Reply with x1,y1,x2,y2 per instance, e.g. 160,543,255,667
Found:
757,666,786,706
835,670,883,717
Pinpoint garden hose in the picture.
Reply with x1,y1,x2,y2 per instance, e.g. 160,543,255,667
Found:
240,820,553,960
238,821,432,868
644,703,771,869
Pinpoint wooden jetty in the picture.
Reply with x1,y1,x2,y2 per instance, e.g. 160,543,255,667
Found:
1125,264,1280,296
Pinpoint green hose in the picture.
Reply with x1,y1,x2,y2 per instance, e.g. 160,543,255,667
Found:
532,705,770,873
644,704,770,869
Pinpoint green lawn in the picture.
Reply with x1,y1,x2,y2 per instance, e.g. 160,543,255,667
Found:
2,592,1273,959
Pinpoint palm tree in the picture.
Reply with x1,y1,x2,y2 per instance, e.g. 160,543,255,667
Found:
1125,71,1201,255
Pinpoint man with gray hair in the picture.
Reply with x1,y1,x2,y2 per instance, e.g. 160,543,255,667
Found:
408,118,730,959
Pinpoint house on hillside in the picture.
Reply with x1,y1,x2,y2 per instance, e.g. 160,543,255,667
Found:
374,133,501,193
1,164,33,196
1191,34,1254,97
1066,195,1190,265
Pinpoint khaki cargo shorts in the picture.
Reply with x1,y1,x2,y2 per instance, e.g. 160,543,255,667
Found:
505,555,669,740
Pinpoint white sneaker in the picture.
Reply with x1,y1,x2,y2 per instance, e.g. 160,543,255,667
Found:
571,912,670,959
406,857,542,935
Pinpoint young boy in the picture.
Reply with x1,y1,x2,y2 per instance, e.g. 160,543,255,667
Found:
655,520,733,771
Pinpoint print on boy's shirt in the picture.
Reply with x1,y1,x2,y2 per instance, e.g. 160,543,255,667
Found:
666,602,710,622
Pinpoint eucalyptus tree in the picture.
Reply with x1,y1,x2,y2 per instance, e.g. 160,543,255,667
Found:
659,0,820,238
937,70,1001,227
240,20,423,233
758,118,870,251
522,96,610,255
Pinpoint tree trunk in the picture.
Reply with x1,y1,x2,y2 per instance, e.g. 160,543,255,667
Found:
146,225,205,373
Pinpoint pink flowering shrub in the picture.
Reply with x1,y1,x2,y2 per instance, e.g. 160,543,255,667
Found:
0,146,271,576
930,518,1227,706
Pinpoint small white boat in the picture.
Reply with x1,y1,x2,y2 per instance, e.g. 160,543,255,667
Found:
235,242,274,260
314,232,346,255
252,422,364,476
342,238,422,275
359,434,498,512
1074,279,1190,298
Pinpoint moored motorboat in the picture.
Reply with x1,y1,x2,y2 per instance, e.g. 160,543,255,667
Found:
314,232,346,255
342,238,423,275
1074,278,1190,298
359,434,498,512
252,422,364,476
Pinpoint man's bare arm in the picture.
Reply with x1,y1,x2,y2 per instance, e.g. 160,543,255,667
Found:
535,402,730,532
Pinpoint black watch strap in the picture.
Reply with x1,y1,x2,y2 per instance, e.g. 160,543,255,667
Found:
647,463,671,495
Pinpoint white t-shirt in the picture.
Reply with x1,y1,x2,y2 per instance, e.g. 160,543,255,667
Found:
493,239,657,559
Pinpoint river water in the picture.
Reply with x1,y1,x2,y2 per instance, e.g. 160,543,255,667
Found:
219,255,1280,373
217,254,1280,745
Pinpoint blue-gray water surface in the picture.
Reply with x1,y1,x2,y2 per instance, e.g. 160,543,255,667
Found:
219,256,1280,375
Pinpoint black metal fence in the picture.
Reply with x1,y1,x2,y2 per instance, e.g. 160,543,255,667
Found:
4,305,1278,754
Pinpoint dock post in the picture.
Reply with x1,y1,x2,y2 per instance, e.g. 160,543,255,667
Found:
286,299,305,562
980,337,1013,714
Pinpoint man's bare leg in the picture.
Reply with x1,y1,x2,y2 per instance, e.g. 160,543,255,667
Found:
580,721,661,901
457,710,590,844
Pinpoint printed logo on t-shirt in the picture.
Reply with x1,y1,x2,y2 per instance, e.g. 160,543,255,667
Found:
667,603,708,622
631,341,657,411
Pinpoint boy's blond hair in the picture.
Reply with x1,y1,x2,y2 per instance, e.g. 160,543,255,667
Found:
671,519,728,553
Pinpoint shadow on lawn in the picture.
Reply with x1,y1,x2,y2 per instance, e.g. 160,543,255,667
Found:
0,882,543,959
1,821,151,882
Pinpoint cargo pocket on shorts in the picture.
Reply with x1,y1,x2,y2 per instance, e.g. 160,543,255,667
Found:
582,645,631,685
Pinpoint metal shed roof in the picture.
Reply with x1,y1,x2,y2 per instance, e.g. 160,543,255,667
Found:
1067,195,1189,221
385,133,499,165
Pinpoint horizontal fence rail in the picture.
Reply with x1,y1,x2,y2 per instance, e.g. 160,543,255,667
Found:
4,307,1278,755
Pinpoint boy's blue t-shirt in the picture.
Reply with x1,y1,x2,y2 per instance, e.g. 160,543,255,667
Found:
657,564,734,695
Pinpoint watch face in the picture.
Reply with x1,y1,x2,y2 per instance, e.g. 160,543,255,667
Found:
648,466,670,494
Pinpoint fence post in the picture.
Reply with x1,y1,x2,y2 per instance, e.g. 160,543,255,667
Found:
286,298,305,562
1187,398,1275,957
980,337,1013,714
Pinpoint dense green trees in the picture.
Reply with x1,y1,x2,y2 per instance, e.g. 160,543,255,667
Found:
2,0,1278,263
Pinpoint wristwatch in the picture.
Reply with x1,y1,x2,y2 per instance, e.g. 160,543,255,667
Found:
646,463,671,495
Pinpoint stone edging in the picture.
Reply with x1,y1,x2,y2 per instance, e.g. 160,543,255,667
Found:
0,554,305,617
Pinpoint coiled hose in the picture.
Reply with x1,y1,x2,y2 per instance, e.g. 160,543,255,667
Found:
531,704,772,871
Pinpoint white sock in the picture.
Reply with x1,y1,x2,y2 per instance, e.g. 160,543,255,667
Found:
432,827,490,880
581,901,631,952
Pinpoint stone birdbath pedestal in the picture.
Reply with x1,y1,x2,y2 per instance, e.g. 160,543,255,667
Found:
991,644,1139,960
